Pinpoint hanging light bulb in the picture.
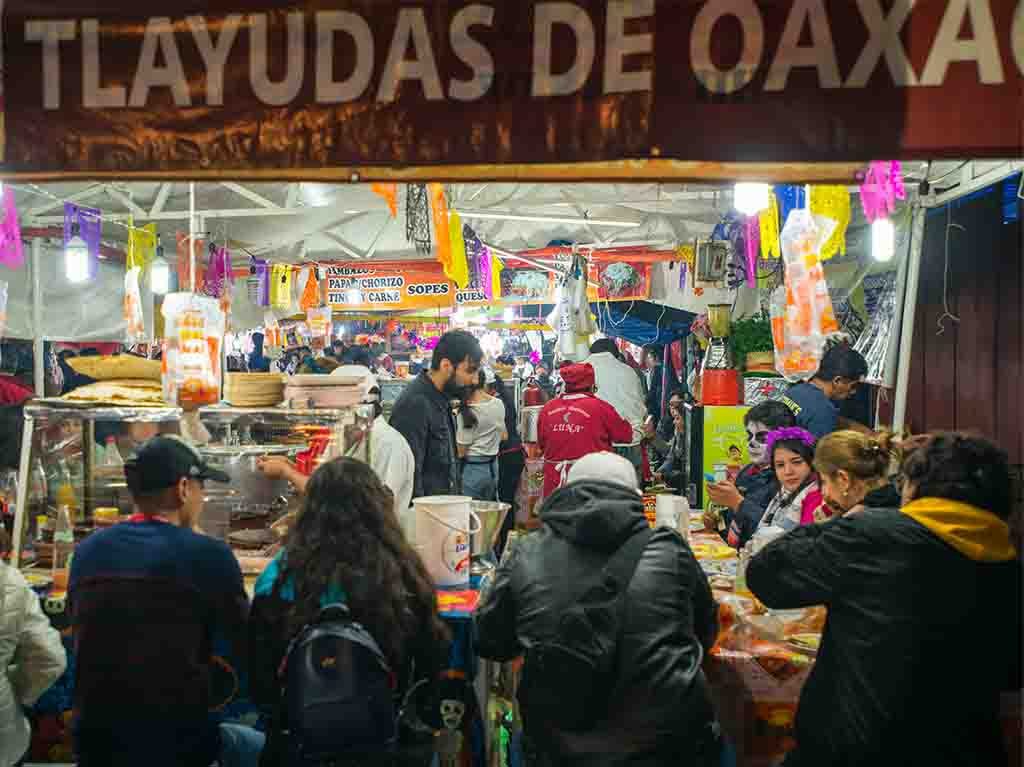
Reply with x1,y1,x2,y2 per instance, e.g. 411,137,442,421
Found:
733,183,771,216
150,236,171,295
871,218,895,262
345,288,362,304
503,307,516,324
452,307,466,325
65,222,90,283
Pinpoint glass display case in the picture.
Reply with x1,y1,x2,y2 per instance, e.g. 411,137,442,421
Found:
10,401,373,572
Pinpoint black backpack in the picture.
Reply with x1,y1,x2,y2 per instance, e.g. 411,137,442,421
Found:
282,603,398,765
517,528,653,732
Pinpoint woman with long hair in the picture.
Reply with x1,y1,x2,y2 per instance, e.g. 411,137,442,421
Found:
249,457,449,767
456,369,507,501
487,372,525,552
751,427,829,537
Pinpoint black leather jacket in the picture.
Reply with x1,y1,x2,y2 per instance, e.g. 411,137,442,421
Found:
389,372,459,499
475,480,718,765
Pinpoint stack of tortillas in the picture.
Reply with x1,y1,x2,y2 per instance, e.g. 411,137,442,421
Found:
224,373,285,407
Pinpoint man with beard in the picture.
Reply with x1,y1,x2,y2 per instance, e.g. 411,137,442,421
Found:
390,330,483,499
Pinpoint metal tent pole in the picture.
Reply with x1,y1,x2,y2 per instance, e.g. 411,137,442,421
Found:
891,205,927,433
31,238,44,395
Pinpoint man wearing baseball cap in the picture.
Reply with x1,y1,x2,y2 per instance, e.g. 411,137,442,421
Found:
69,436,257,767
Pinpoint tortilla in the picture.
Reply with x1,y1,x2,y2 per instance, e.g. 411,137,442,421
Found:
63,379,167,407
67,354,161,382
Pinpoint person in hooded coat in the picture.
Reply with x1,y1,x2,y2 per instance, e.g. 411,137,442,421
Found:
747,432,1022,767
475,452,720,767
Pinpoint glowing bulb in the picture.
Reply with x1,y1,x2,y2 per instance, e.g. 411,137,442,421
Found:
503,307,515,323
452,308,466,324
345,289,362,304
733,183,771,217
339,324,347,337
65,225,90,283
871,218,895,262
150,257,170,295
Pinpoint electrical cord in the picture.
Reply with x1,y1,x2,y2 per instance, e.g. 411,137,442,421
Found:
936,203,963,335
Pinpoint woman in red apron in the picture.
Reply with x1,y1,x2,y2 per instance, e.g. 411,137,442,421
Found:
537,363,635,498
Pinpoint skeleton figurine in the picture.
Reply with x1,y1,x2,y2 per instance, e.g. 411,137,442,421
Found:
436,698,466,767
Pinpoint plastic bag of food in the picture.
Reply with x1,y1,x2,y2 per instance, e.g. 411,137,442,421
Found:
772,209,840,380
305,306,332,351
161,293,225,408
124,267,146,343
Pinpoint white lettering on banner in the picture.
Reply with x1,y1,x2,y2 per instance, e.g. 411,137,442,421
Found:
532,2,596,97
21,2,1024,111
316,11,374,103
845,0,917,88
604,0,654,94
1015,0,1024,76
566,406,593,418
765,0,841,91
690,0,764,95
24,20,75,110
130,17,191,107
187,15,243,107
250,12,305,106
407,282,451,296
327,266,376,277
83,19,126,108
378,8,444,102
449,5,495,101
920,0,1004,86
456,289,489,303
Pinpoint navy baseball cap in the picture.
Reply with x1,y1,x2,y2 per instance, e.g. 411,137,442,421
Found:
124,435,229,495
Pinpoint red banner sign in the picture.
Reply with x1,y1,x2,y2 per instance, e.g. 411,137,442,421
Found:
1,1,1021,175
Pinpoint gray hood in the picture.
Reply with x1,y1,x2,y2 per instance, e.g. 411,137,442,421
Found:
539,480,649,553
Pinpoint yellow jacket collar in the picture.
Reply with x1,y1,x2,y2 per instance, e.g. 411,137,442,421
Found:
903,498,1017,562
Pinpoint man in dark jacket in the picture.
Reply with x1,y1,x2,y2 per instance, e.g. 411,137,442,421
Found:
705,400,796,547
747,432,1022,767
475,452,720,766
390,331,483,499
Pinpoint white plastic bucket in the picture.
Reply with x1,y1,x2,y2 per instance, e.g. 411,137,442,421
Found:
412,495,481,589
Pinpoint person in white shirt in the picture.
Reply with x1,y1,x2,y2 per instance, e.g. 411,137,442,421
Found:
0,560,67,767
456,368,508,501
585,338,648,428
258,365,415,533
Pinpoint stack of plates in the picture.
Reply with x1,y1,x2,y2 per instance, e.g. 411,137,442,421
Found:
224,373,285,407
284,374,364,409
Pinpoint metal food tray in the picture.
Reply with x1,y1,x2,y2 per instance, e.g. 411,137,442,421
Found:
199,403,366,425
26,399,183,423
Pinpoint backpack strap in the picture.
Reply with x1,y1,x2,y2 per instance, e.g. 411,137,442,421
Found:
579,527,653,606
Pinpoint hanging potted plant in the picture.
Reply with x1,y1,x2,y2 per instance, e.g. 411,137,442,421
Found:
730,312,775,373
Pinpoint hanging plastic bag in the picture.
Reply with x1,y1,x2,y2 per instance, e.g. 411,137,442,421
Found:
772,209,840,381
299,267,320,311
263,311,284,359
306,307,332,351
0,281,7,369
161,293,225,408
124,267,146,343
270,264,292,310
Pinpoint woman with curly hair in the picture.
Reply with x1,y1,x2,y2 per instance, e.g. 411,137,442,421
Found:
249,457,450,767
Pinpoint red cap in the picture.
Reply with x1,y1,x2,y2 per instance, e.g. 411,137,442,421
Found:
560,363,595,392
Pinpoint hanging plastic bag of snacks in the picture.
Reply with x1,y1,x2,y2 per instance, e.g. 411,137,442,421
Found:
161,293,225,408
124,267,146,343
306,307,332,351
772,209,840,381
